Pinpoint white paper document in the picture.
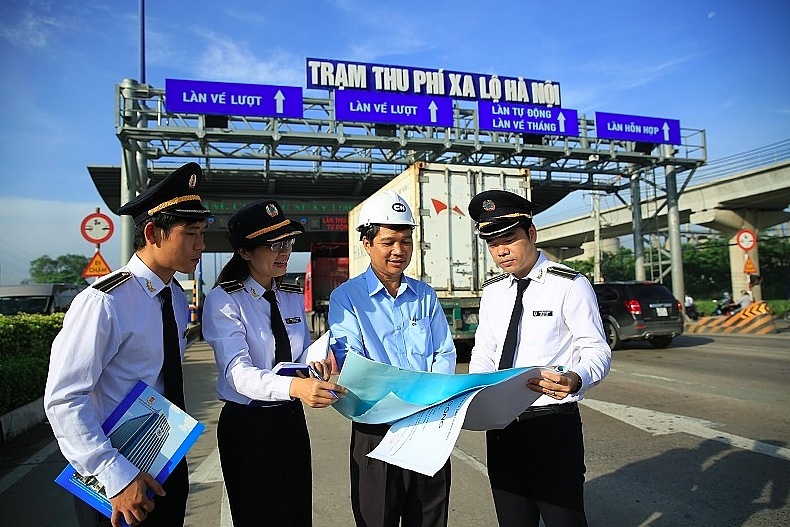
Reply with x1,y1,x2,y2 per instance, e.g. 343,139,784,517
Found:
367,369,546,476
335,352,564,476
368,389,480,476
305,331,330,362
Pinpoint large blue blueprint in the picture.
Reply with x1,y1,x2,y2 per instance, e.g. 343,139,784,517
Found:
333,351,537,424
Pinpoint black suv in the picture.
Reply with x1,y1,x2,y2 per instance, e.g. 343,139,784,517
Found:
592,281,684,350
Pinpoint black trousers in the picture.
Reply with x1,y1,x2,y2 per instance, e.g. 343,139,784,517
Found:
486,403,588,527
350,422,451,527
217,400,312,527
74,458,189,527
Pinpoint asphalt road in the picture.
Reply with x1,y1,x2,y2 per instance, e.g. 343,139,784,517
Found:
1,330,789,526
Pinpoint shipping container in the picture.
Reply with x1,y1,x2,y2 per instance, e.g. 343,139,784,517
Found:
348,161,529,341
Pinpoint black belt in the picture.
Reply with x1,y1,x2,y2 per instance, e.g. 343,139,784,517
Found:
222,399,298,409
514,402,578,422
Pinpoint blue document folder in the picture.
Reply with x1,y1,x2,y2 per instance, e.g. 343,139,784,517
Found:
54,381,204,526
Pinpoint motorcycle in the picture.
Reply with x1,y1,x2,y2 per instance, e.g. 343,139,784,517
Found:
685,304,700,321
712,298,740,316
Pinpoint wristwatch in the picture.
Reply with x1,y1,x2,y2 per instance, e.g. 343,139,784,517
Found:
570,373,582,394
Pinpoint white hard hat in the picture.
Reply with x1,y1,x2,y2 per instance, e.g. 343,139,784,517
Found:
356,190,417,231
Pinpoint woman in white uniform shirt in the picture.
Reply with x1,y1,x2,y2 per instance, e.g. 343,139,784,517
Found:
202,199,345,527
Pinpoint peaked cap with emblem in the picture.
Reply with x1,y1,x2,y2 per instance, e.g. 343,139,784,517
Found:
117,162,212,225
227,199,305,249
468,189,534,239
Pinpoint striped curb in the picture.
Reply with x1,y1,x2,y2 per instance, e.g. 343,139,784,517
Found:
685,302,777,335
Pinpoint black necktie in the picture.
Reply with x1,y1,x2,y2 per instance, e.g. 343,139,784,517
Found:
499,278,531,370
263,289,292,365
159,287,185,410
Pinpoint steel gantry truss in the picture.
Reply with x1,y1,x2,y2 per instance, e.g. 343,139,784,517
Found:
116,79,706,195
114,78,706,300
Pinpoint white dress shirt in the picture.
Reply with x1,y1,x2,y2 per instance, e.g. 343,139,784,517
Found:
469,252,611,405
202,277,311,404
44,254,190,498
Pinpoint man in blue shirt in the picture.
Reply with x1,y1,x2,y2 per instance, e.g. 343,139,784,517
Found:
329,190,457,527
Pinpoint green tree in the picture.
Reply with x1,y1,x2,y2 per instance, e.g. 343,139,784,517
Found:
755,234,790,300
561,233,790,302
680,237,731,301
29,254,90,285
563,247,635,283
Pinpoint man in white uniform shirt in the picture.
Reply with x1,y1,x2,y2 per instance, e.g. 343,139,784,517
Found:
467,190,611,527
45,163,212,527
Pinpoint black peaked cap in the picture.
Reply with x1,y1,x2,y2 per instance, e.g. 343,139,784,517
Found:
468,189,534,240
117,162,212,224
227,199,305,250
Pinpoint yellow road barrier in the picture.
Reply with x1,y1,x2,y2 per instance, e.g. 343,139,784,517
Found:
685,301,777,335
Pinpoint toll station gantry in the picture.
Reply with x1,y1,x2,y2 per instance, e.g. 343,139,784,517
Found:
89,73,706,304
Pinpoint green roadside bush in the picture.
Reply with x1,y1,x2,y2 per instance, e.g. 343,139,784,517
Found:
0,355,50,416
0,313,64,415
766,299,790,318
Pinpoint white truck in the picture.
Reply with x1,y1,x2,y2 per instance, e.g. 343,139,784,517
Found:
348,161,530,343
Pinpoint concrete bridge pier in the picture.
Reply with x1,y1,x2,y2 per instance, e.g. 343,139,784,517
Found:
689,208,790,301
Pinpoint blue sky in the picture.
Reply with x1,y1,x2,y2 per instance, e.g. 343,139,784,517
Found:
0,0,788,285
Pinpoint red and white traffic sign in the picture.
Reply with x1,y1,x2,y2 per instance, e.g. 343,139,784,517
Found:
735,228,756,252
81,212,114,244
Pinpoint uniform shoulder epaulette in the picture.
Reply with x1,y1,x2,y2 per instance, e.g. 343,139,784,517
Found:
219,280,245,294
91,271,133,293
547,266,579,280
482,273,508,288
278,283,304,294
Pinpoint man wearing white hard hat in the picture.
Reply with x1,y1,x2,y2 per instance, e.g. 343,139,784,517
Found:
329,190,456,527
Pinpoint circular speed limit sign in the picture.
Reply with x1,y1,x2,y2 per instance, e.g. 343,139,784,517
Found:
735,228,756,252
81,212,115,244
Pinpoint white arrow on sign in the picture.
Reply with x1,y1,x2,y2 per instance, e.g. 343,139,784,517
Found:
581,398,790,462
429,101,438,123
274,90,285,114
662,122,670,141
558,112,566,133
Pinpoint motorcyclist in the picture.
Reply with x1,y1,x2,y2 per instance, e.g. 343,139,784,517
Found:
684,294,700,320
713,292,737,316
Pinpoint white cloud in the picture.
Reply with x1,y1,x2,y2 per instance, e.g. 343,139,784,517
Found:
564,53,701,111
721,98,738,110
194,33,303,86
0,9,62,49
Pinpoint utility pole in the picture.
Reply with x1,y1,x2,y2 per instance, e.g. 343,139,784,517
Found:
593,191,602,283
631,173,646,281
664,144,685,305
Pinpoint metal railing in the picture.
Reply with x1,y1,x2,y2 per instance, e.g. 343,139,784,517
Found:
691,138,790,184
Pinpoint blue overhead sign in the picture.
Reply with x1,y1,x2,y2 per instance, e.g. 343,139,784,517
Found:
335,90,453,127
307,58,561,106
165,79,303,119
595,111,681,145
478,102,579,136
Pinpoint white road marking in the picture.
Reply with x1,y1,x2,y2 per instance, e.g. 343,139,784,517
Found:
451,446,488,476
220,482,232,527
189,447,223,483
0,440,60,495
189,447,232,526
581,398,790,462
637,511,663,526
